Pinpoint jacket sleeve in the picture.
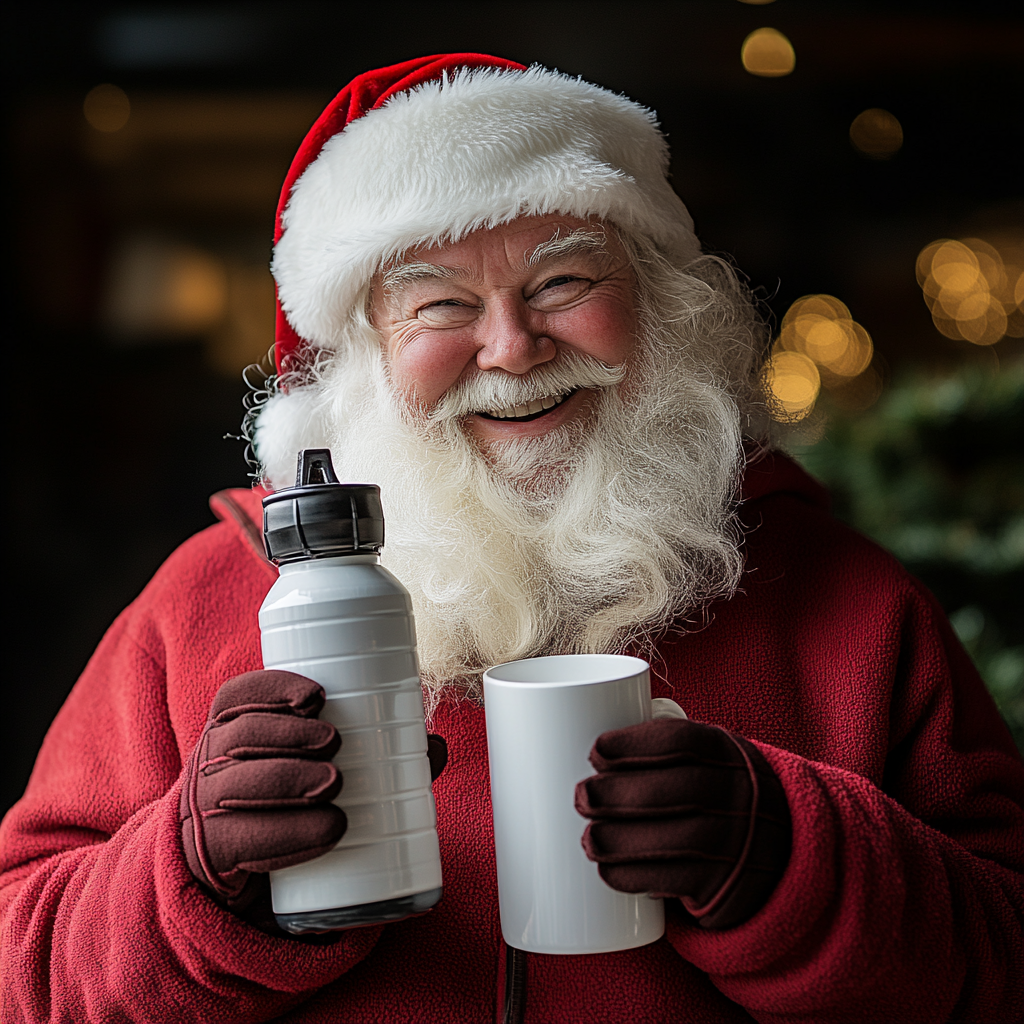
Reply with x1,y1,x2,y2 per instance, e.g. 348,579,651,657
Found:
0,598,380,1023
667,581,1024,1023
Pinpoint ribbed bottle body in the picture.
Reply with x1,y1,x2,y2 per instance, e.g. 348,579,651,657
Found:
259,554,442,918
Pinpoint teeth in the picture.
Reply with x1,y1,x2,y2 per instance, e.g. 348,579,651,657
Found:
481,393,568,420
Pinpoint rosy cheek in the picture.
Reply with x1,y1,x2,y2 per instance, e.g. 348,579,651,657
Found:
552,299,636,364
386,326,480,406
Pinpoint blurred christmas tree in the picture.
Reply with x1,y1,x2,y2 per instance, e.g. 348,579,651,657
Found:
790,359,1024,750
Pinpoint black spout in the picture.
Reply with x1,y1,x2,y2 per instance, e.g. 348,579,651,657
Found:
296,449,340,486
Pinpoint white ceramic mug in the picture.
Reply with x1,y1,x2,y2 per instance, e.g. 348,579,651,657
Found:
483,654,685,955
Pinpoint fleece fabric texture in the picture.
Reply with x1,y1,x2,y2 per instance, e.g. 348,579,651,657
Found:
1,452,1022,1023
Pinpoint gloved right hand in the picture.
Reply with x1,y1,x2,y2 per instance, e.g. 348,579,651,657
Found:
179,670,347,906
574,718,791,930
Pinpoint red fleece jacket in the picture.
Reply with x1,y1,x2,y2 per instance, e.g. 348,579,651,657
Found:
1,453,1022,1023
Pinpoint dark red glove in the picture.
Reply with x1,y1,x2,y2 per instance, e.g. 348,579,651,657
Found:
575,718,791,930
179,671,347,907
180,670,450,923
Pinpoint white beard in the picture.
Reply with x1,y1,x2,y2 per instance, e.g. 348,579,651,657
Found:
256,256,756,704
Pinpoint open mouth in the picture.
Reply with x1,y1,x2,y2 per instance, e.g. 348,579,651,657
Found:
475,389,577,423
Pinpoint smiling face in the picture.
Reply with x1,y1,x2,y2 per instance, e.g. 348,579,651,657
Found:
368,215,638,445
259,212,755,689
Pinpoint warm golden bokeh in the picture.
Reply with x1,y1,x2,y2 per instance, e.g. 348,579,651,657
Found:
849,108,903,159
102,237,228,338
83,84,131,133
741,28,796,77
781,294,851,324
763,350,820,421
917,236,1022,345
768,293,876,421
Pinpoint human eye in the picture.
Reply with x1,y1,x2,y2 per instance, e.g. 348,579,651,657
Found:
416,299,477,327
529,275,591,308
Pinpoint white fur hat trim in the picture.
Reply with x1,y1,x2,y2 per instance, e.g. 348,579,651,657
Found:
271,64,699,350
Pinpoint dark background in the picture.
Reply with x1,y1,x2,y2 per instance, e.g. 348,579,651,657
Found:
5,1,1023,816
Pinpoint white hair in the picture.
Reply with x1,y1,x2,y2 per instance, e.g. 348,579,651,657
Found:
254,227,769,707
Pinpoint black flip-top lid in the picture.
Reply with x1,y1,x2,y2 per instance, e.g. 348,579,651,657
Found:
262,450,384,564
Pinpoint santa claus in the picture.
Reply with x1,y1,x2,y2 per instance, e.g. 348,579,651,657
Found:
1,54,1022,1024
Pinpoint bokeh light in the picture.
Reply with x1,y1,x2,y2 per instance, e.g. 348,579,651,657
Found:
767,294,876,421
916,236,1023,345
763,350,820,421
849,108,903,159
103,236,228,338
83,84,131,133
741,28,795,77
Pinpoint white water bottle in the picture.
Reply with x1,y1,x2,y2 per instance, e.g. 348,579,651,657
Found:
259,449,442,933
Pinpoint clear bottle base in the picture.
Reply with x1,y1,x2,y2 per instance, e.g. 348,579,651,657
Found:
275,886,443,934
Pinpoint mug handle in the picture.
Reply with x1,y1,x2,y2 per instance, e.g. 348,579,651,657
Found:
651,698,687,721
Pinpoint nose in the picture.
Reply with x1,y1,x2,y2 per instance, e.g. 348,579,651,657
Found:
475,294,556,374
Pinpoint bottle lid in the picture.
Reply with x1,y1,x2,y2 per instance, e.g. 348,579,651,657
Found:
262,450,384,564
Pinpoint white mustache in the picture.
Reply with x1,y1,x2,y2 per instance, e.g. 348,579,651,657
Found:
430,351,627,423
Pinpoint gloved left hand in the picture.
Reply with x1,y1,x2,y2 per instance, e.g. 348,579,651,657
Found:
179,671,347,909
179,670,449,936
574,718,792,930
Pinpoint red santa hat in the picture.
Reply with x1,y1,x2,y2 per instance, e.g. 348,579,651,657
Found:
271,53,700,376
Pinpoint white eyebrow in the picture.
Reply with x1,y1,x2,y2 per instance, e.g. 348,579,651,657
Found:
380,261,458,293
379,227,610,296
524,228,610,268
